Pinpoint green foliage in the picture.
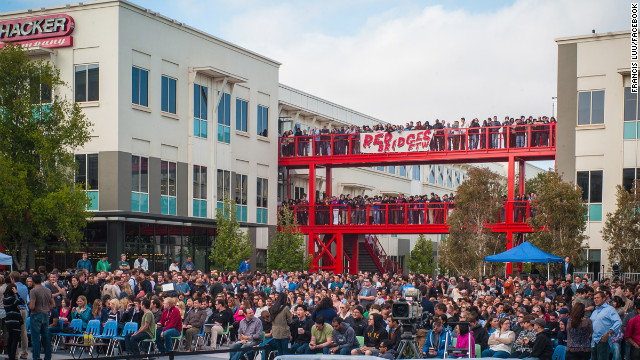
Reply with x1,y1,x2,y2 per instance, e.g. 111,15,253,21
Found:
210,197,253,271
439,167,506,277
408,234,435,275
602,183,640,272
527,171,587,269
267,206,310,271
0,45,93,269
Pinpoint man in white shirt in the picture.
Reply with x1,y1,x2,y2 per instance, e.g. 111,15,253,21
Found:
134,255,149,271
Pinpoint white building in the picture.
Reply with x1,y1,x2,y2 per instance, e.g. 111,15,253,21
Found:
556,30,633,277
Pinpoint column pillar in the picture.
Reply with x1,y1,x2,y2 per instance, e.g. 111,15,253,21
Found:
325,167,332,198
309,164,315,226
518,159,526,195
506,156,515,275
351,235,359,275
335,232,344,274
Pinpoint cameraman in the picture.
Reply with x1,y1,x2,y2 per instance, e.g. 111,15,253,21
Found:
422,317,452,358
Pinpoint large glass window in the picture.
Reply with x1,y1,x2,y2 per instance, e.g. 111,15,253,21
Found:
131,67,148,107
623,87,640,139
577,170,603,221
257,177,268,224
257,105,268,137
194,84,208,138
216,169,231,211
75,154,99,210
236,98,248,132
161,75,177,114
577,90,605,125
131,155,149,212
235,174,247,222
412,165,421,181
388,166,395,175
74,64,99,102
623,168,640,193
161,160,177,215
193,165,207,217
217,93,231,143
399,166,407,177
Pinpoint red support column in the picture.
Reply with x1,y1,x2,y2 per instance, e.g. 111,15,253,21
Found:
285,167,291,201
518,159,525,196
326,167,332,198
506,230,513,275
335,232,344,274
308,232,316,271
351,235,359,274
506,156,515,275
309,164,316,226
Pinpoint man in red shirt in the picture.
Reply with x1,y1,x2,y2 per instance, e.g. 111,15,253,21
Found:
624,299,640,360
156,298,182,353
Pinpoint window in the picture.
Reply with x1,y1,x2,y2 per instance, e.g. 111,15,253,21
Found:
577,170,603,221
376,166,385,172
399,166,407,177
131,155,149,212
161,75,177,114
161,160,177,215
412,165,421,181
623,168,640,192
193,165,207,217
217,93,231,143
388,166,395,175
294,186,304,200
446,168,452,188
257,105,268,137
429,166,436,184
216,169,231,211
577,90,605,125
454,170,460,187
236,99,248,132
75,154,99,210
438,166,444,185
193,84,208,138
623,87,640,139
131,67,148,107
257,178,268,224
74,64,99,102
30,77,51,104
235,173,248,222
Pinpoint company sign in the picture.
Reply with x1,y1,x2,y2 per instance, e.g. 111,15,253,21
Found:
0,14,74,49
361,129,433,153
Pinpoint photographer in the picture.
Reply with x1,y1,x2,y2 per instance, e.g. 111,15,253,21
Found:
422,317,452,358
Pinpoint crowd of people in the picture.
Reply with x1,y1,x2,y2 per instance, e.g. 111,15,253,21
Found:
281,192,538,226
3,254,640,360
280,115,557,157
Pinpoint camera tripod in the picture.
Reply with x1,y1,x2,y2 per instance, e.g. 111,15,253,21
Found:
397,338,421,359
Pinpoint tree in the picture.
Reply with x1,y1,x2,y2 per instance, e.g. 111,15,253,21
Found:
602,183,640,272
267,206,309,271
0,45,93,270
408,234,435,275
210,197,253,271
439,167,506,276
527,171,587,269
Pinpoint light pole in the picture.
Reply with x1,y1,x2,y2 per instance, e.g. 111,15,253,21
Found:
551,96,557,118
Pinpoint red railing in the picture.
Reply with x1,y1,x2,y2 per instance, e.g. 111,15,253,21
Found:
281,201,537,227
279,123,556,158
363,235,400,273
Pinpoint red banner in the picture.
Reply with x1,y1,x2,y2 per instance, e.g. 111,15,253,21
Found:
0,35,73,49
0,14,74,42
361,129,432,153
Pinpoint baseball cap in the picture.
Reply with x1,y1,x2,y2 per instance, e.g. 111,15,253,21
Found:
558,308,569,315
531,318,546,327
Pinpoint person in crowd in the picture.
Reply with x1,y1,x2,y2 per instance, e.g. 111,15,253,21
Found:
269,292,293,356
512,315,537,358
118,254,130,271
590,291,621,360
229,307,262,360
482,317,515,358
124,299,154,355
290,304,313,354
71,295,92,329
352,313,388,356
76,253,92,273
422,317,452,358
133,255,149,271
307,315,333,354
345,305,367,336
238,258,250,274
182,298,207,351
205,299,233,349
96,256,111,273
329,316,359,355
5,284,24,360
624,299,640,360
527,318,554,360
155,297,182,353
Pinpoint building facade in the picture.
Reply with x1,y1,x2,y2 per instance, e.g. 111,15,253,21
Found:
556,30,632,277
0,0,280,271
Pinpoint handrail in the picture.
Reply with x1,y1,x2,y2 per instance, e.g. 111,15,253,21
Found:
280,201,537,227
279,123,556,158
362,235,385,273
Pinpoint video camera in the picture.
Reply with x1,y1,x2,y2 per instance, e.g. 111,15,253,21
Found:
391,288,431,339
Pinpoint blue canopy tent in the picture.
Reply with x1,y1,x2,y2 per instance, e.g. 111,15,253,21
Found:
484,241,563,278
0,253,13,270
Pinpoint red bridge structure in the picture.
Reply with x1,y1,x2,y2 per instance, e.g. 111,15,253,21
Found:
278,124,556,275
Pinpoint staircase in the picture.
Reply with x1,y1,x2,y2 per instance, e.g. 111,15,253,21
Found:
359,241,380,273
360,235,401,274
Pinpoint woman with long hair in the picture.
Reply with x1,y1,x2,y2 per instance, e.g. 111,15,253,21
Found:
484,316,499,336
59,298,72,327
67,276,84,308
566,302,593,360
4,283,24,360
71,295,92,329
120,282,133,299
269,293,293,356
311,296,337,322
482,317,515,358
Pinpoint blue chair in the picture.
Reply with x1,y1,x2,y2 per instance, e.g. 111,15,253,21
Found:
191,326,207,351
85,320,101,355
113,322,138,355
95,320,118,355
552,345,566,360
